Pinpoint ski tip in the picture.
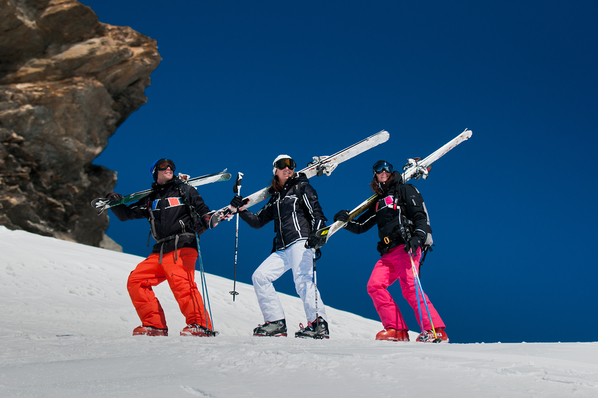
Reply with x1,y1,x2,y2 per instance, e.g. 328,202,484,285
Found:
463,128,473,138
366,130,390,142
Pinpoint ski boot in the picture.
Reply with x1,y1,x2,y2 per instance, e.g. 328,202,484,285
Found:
375,328,409,342
180,323,218,337
416,327,449,343
253,319,287,337
295,316,329,339
132,325,168,336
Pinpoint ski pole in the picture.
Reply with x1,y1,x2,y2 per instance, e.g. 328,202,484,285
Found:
312,248,321,330
410,252,426,336
195,233,214,331
398,218,427,336
410,251,425,335
230,172,243,301
409,250,440,342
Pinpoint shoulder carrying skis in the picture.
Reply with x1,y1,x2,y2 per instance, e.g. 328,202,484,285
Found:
90,170,231,215
311,128,473,249
208,130,390,228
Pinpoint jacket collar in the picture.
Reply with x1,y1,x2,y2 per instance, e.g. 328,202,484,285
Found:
152,176,181,191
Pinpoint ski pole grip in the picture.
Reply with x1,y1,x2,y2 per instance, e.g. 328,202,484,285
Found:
233,172,244,194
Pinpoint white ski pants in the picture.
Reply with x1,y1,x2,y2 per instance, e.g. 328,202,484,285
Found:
252,240,327,323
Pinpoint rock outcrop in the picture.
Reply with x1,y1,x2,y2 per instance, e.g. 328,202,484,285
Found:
0,0,161,248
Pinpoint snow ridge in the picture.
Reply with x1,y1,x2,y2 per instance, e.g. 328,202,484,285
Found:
1,226,597,397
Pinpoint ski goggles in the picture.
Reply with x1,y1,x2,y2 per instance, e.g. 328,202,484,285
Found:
274,158,296,170
156,159,176,171
373,160,393,174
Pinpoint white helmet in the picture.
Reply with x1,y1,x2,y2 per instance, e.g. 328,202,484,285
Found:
272,154,295,175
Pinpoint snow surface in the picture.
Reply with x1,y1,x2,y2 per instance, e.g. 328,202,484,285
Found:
1,226,597,397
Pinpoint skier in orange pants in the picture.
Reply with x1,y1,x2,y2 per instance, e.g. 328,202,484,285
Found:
108,158,216,337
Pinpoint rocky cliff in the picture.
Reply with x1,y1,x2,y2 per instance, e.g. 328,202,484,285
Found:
0,0,161,249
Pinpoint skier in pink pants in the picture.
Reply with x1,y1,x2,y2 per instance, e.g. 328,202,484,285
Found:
333,160,448,343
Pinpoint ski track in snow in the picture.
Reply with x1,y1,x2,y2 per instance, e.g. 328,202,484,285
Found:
1,226,597,397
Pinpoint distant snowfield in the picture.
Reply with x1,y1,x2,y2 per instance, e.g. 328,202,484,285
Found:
1,226,597,397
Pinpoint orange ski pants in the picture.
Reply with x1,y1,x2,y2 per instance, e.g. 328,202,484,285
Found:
127,247,212,330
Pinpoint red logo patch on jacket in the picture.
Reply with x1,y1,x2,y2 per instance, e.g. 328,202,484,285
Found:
166,197,184,208
151,197,184,211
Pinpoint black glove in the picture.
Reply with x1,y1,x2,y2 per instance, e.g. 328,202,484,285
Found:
305,231,326,250
404,235,424,255
333,210,350,223
106,193,123,201
230,195,246,210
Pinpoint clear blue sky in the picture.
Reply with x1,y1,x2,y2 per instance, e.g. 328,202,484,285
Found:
85,0,598,343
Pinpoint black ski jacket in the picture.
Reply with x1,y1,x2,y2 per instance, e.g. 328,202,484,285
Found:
239,174,327,251
110,177,211,256
344,174,430,253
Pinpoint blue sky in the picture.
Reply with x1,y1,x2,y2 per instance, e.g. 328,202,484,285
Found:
85,0,598,343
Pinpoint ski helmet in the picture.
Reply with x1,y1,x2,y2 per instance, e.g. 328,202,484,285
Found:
272,154,296,175
372,160,393,174
150,158,176,181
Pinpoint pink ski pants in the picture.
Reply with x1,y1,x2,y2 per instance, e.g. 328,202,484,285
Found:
367,245,445,331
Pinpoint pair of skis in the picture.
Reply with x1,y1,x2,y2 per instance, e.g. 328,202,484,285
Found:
90,170,232,215
309,128,473,249
207,130,390,228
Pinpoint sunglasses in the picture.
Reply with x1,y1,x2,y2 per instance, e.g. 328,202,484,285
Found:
274,158,296,170
373,160,393,174
157,160,175,171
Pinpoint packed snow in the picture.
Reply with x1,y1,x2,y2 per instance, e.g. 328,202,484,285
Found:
1,226,597,397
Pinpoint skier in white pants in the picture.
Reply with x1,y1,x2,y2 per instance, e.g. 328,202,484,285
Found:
229,155,329,338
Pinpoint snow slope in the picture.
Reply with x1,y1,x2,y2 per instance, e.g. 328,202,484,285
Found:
1,226,597,397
